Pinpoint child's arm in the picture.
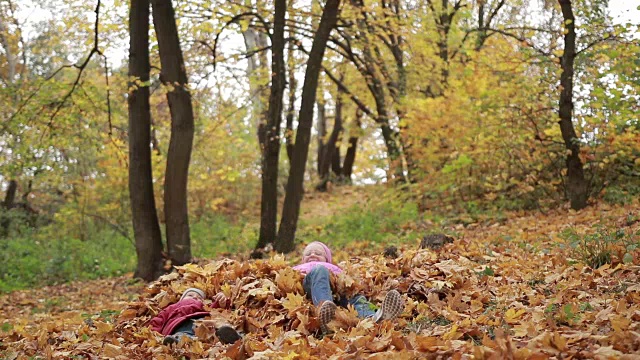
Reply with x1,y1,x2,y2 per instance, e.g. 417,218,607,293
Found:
212,292,231,309
149,307,169,332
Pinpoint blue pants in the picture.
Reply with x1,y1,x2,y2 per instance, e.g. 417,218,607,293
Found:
302,265,376,319
172,318,197,336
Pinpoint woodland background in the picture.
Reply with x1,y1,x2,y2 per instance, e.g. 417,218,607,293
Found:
0,0,639,357
1,0,638,288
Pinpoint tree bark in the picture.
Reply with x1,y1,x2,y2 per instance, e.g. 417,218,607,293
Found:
342,108,362,181
243,27,269,151
276,0,341,253
285,36,297,163
330,75,345,178
151,0,195,265
316,99,327,174
256,0,286,248
558,0,588,210
351,0,404,181
128,0,164,281
319,85,343,182
1,180,17,236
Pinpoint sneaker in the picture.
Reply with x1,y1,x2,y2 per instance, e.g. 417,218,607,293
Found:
215,325,242,344
162,335,179,345
373,290,404,322
318,300,337,330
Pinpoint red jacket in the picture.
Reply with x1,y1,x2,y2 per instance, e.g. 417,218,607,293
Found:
149,298,224,335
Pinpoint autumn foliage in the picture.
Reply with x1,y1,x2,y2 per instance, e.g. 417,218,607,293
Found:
2,200,639,359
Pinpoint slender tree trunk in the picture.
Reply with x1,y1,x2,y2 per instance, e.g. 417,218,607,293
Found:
342,109,362,181
256,0,286,248
558,0,588,210
276,0,341,253
438,0,450,85
243,27,269,151
330,74,345,178
1,12,21,236
1,180,17,236
319,85,343,183
352,0,403,181
128,0,164,281
316,99,327,174
285,36,297,163
151,0,195,265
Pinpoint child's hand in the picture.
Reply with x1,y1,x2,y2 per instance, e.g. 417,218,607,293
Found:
213,292,229,308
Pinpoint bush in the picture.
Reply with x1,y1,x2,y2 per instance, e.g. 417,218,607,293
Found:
560,225,639,269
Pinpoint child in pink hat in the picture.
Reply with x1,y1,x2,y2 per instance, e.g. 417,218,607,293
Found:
293,241,404,332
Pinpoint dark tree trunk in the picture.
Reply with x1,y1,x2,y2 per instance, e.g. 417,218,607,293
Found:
352,0,403,181
437,0,451,85
276,0,341,253
151,0,195,265
558,0,588,210
2,180,17,210
256,0,286,249
1,180,17,236
342,109,362,181
128,0,164,281
316,100,327,174
330,77,345,178
318,85,343,183
285,37,297,163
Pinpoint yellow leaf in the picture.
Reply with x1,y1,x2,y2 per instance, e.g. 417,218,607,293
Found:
281,292,305,312
504,308,526,324
95,321,113,336
102,343,122,357
443,324,462,340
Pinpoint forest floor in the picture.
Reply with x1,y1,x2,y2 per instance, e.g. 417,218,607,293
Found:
1,186,639,359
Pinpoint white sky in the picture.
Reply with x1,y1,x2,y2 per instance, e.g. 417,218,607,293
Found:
608,0,640,24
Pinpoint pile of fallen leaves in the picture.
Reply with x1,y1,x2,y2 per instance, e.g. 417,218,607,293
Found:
1,202,639,359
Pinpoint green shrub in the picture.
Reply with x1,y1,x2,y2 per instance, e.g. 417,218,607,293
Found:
560,225,639,269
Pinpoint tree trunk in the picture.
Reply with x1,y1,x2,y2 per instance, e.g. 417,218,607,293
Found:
276,0,341,253
151,0,195,265
285,36,297,163
256,0,286,249
128,0,164,281
243,27,269,151
316,99,327,174
319,85,343,183
342,108,362,181
330,75,345,178
351,0,403,181
558,0,588,210
1,180,17,236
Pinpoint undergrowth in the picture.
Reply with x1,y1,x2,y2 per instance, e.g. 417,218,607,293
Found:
0,214,245,293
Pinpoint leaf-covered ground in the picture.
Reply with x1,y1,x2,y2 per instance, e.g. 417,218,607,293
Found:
1,200,639,359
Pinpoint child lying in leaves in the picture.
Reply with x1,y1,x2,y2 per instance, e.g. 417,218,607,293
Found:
293,241,405,332
149,287,242,345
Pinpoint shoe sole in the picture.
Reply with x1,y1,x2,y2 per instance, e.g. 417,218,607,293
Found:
216,325,242,344
162,336,178,345
378,290,404,321
318,301,337,329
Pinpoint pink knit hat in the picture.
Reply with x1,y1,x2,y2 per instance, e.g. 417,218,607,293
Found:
307,241,333,263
